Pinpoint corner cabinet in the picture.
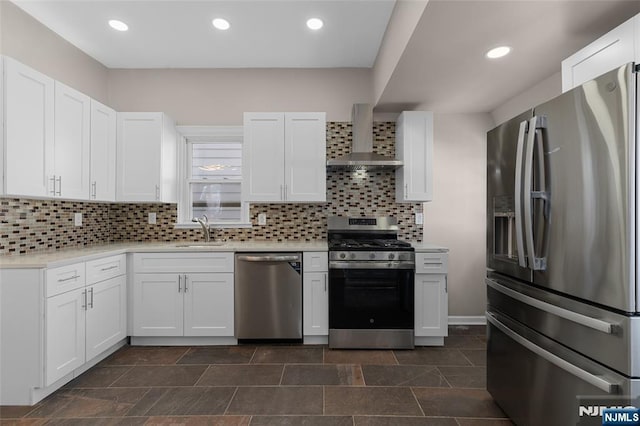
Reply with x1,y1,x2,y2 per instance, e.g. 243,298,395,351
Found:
414,250,448,345
3,57,55,197
131,252,235,343
561,14,639,92
302,252,329,343
396,111,434,202
0,254,127,406
243,112,326,202
116,112,177,202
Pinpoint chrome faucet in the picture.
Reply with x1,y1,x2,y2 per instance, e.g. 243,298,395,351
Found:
192,214,211,242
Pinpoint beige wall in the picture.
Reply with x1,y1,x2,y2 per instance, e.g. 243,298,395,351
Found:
107,68,372,125
491,72,562,126
0,1,109,103
424,113,494,317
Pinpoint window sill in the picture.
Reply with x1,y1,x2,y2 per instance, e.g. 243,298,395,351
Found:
174,222,253,230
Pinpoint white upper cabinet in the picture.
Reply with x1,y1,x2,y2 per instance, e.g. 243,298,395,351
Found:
90,100,117,201
4,57,55,197
396,111,433,203
244,112,326,203
117,112,177,202
562,14,638,92
54,81,91,199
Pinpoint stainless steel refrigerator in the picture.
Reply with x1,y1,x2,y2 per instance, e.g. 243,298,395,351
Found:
486,63,640,425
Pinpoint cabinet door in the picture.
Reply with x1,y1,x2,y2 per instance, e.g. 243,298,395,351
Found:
90,100,117,201
133,273,183,336
243,113,285,201
561,16,636,92
302,272,328,336
54,82,91,199
46,288,86,386
4,58,55,197
396,111,433,202
183,273,234,336
86,276,126,360
117,113,162,202
284,113,326,202
414,274,448,337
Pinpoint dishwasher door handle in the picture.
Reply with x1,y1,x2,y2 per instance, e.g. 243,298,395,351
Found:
237,255,301,262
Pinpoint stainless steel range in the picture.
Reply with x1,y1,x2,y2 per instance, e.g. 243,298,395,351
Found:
328,216,415,349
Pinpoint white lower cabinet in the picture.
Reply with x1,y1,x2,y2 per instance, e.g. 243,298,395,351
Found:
45,258,126,386
0,254,127,405
302,252,328,340
131,253,234,338
414,251,449,344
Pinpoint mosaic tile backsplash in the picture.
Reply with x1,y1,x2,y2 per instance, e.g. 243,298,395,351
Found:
0,122,423,255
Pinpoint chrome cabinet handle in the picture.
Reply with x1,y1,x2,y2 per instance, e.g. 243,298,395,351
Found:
155,184,160,200
486,278,618,334
56,176,62,196
487,312,619,393
405,184,408,199
58,274,80,283
100,265,119,272
89,287,94,309
178,274,182,292
184,274,188,292
81,289,87,310
514,120,527,268
92,181,97,199
324,274,327,292
50,176,56,195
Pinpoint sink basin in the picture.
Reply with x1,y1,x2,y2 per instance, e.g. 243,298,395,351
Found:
174,242,226,248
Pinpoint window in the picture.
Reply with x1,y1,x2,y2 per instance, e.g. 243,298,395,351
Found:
176,126,249,227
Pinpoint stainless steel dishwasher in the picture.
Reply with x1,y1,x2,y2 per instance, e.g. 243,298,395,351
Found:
234,252,302,340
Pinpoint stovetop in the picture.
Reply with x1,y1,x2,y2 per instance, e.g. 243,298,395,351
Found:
328,238,414,252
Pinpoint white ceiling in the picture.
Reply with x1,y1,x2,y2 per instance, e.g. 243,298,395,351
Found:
12,0,396,68
11,0,640,114
376,0,640,113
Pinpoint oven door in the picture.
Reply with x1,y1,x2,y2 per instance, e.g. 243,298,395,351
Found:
329,266,414,330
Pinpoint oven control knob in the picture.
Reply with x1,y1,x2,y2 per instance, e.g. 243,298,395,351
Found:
388,253,395,260
350,253,357,259
339,253,346,259
369,253,376,260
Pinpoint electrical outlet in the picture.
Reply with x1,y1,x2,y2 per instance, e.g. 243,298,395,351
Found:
415,212,424,225
258,213,267,226
148,212,157,224
74,213,82,226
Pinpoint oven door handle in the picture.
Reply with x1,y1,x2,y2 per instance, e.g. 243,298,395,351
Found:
329,261,415,269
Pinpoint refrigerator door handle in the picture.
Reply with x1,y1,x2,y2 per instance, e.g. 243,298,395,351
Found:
487,312,619,394
523,116,547,270
514,120,528,268
486,278,619,334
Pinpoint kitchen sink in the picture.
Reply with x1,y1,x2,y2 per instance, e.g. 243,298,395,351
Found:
173,242,226,248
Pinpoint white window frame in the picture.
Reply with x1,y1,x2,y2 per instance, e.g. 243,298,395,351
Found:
175,125,251,228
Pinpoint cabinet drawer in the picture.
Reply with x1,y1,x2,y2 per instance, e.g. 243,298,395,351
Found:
303,252,328,272
46,262,86,297
133,252,234,273
86,254,126,284
415,252,448,274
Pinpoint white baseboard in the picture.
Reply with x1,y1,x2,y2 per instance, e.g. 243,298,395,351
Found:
448,315,487,325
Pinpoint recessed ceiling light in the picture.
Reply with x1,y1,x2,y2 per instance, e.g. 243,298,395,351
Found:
306,18,323,30
486,46,511,59
212,18,230,30
108,19,128,32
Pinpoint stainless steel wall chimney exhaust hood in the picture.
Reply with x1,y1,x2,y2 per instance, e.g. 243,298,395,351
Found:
326,104,403,170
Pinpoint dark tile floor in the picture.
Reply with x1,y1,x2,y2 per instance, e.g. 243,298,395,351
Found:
0,325,513,425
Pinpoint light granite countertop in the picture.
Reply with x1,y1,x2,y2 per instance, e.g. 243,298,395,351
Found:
0,241,329,269
0,240,448,269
